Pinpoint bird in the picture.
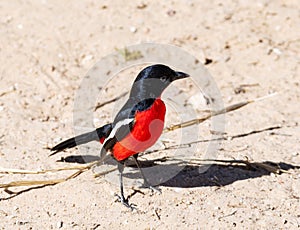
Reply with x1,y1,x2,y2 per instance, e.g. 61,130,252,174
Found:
50,64,190,208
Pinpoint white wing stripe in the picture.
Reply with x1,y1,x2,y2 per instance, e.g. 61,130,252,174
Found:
103,118,134,145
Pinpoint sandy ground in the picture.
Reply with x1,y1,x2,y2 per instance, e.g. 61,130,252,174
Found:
1,0,300,229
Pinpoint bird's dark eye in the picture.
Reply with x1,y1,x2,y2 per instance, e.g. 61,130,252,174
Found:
161,76,168,82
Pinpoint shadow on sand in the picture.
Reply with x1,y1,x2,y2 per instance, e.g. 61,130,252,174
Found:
59,154,300,188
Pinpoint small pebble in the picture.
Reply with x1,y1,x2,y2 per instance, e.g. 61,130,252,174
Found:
12,83,18,90
272,48,282,55
129,26,137,33
4,16,13,23
16,220,28,225
57,221,63,229
187,92,209,111
270,173,276,177
93,118,100,124
137,3,147,9
167,10,176,16
173,187,183,193
81,54,93,65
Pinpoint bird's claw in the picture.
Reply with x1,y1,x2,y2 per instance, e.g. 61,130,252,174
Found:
115,194,137,211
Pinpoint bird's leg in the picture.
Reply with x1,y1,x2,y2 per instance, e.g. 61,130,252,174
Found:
132,154,161,194
115,162,137,210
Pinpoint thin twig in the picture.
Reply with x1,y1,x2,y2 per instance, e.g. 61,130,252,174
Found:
0,161,99,175
93,168,118,178
0,87,16,97
164,93,278,132
155,157,298,174
0,162,97,190
144,124,283,156
218,210,237,220
94,91,128,111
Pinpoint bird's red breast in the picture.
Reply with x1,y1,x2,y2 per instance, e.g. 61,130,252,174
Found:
111,98,166,161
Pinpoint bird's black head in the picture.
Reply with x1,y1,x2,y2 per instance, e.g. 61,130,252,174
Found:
130,64,189,99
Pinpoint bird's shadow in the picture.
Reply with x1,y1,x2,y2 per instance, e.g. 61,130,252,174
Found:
59,154,300,188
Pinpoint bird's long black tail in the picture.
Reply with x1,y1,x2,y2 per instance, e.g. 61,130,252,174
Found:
50,123,112,156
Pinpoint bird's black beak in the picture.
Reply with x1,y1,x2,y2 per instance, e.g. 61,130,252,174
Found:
173,71,190,81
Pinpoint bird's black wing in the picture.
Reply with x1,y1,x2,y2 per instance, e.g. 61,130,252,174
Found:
100,98,155,158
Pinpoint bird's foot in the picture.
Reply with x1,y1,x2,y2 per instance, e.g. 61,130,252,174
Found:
140,183,161,194
115,194,137,211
